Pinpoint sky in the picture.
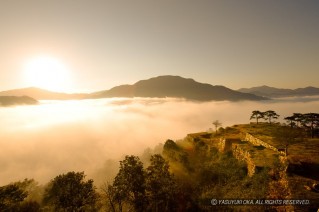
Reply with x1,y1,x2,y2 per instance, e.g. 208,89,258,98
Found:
0,0,318,92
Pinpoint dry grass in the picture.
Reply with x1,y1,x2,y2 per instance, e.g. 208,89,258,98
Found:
234,141,279,168
288,139,319,163
186,123,319,210
225,124,319,174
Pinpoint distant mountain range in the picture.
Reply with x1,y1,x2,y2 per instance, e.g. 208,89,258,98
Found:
90,76,266,101
238,85,319,98
0,96,38,106
3,76,306,102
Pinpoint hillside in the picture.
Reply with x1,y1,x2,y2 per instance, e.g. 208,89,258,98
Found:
186,123,319,211
0,96,38,106
91,75,267,101
238,85,319,98
0,87,88,100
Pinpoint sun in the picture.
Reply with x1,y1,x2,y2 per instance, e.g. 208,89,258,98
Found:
23,56,72,92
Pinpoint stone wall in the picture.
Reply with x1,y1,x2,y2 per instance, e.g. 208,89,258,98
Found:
218,138,240,153
218,138,226,152
232,144,256,177
244,133,285,155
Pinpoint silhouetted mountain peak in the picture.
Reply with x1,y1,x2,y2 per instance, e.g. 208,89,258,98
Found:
1,76,272,101
93,75,267,101
135,75,196,85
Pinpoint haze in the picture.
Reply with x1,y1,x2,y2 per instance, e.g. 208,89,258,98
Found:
1,98,318,186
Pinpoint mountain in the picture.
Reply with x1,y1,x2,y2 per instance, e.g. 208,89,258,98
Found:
294,86,319,96
0,76,271,101
238,85,319,98
0,96,38,106
91,75,267,101
0,87,88,100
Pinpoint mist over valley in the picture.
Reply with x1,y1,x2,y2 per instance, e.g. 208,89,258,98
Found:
1,97,318,186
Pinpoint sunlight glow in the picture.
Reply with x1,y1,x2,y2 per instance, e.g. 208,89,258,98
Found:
23,56,72,92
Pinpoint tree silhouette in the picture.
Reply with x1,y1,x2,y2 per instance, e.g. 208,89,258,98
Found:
212,120,222,133
0,179,41,211
43,171,98,211
146,154,177,212
292,113,303,127
113,155,146,211
264,110,279,124
250,110,264,124
302,113,319,138
284,116,296,128
102,182,123,212
0,184,27,211
163,139,191,171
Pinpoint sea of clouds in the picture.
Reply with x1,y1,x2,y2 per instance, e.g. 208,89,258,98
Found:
0,97,318,186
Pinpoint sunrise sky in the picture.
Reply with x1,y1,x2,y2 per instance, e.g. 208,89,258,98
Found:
1,0,318,92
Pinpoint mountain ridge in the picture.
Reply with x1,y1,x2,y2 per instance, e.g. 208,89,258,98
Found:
0,96,38,106
91,75,267,101
238,85,319,98
4,76,309,101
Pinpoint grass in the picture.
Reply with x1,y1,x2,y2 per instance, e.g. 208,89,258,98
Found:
187,123,319,210
288,138,319,163
233,124,319,202
190,123,319,176
187,132,213,142
233,141,279,168
180,123,319,210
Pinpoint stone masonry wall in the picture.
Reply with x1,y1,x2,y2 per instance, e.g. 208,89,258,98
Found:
218,138,226,152
232,144,256,177
218,138,239,153
245,133,285,155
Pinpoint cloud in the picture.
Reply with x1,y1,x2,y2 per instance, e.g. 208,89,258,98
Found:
0,98,318,186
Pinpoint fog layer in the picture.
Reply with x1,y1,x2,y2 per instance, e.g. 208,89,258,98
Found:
0,98,318,185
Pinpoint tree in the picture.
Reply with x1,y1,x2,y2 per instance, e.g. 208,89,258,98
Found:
101,182,123,212
250,110,264,124
163,139,179,151
146,154,177,212
163,139,180,161
0,184,27,211
43,171,98,211
301,113,319,138
284,116,296,128
113,155,146,211
292,113,303,127
0,179,41,211
264,110,279,124
212,120,222,133
163,139,191,171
